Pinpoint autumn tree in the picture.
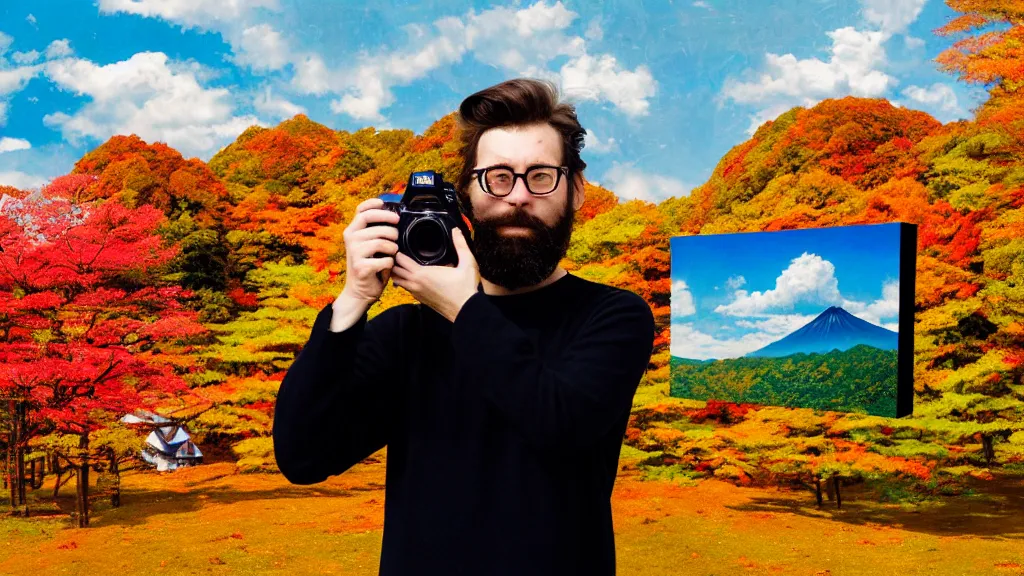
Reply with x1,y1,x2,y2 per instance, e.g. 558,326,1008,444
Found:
0,191,209,526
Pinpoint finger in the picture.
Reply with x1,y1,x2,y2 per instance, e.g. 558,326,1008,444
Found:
355,197,384,213
355,238,399,260
352,256,394,278
351,223,399,242
394,251,418,270
354,207,400,229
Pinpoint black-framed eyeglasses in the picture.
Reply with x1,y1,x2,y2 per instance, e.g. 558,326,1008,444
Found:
471,164,569,197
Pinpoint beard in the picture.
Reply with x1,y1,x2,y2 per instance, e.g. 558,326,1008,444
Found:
463,193,575,291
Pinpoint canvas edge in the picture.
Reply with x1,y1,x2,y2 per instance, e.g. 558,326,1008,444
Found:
897,222,917,418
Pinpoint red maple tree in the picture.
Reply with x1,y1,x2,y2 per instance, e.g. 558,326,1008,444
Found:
0,189,209,526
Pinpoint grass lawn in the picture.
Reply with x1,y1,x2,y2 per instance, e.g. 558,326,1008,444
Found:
1,452,1022,575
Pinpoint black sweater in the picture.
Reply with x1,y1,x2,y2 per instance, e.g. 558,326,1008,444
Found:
272,272,655,575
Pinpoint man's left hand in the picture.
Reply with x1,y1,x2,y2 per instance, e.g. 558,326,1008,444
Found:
391,228,480,323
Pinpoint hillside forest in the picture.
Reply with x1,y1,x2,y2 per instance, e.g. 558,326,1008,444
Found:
1,0,1022,526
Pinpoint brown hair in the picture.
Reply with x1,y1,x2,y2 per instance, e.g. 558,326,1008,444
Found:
455,78,587,204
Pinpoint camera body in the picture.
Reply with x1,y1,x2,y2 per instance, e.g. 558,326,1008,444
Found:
370,170,474,266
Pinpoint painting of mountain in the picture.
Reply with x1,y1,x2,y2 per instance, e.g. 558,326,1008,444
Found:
745,305,898,358
669,222,916,417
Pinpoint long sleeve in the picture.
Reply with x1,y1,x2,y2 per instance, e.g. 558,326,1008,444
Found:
272,302,405,485
450,290,655,454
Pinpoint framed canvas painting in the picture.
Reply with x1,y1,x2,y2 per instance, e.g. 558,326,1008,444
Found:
670,222,916,417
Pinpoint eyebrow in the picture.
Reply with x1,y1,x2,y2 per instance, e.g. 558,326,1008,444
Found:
482,160,559,168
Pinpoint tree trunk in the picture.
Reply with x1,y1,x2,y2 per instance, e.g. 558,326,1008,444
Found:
815,476,822,506
76,435,90,528
981,434,995,465
52,457,62,500
6,403,13,510
110,453,120,508
833,475,842,510
17,402,25,507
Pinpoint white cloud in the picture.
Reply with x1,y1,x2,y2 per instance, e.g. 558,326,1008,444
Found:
0,32,12,58
0,137,31,154
904,36,925,50
672,321,778,360
602,161,691,202
559,53,656,117
583,130,616,154
898,83,963,121
693,1,711,9
327,16,467,122
41,52,261,159
0,62,44,126
672,279,697,318
254,85,305,119
726,275,746,289
0,171,47,190
292,54,331,95
734,313,818,336
715,252,842,316
287,2,655,123
233,24,290,71
26,14,37,27
97,1,656,124
861,0,927,36
841,278,900,328
45,39,73,59
719,0,930,135
721,26,894,134
97,0,280,30
0,64,43,95
98,0,289,78
12,51,40,65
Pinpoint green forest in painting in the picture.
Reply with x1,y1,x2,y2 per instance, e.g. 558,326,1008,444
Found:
670,345,899,416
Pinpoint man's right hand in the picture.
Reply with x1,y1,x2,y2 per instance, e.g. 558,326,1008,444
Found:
339,198,401,306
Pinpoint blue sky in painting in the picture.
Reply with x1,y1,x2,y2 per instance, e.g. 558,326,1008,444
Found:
670,223,904,360
0,0,987,202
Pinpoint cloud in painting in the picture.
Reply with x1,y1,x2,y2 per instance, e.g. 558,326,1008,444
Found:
672,250,901,360
715,252,842,316
672,279,696,317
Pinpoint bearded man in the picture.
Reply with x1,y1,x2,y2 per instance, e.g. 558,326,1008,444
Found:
273,77,655,576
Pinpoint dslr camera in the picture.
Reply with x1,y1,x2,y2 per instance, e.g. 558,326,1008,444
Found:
370,170,474,267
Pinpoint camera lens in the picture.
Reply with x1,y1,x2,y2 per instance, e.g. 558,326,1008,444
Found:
406,218,447,263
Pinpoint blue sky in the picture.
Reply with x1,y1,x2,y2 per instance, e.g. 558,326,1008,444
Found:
0,0,986,202
670,223,905,360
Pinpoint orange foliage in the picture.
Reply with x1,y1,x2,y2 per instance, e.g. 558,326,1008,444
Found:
935,1,1024,97
575,183,618,223
72,134,230,227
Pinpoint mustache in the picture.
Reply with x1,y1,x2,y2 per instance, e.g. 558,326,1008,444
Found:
474,210,546,229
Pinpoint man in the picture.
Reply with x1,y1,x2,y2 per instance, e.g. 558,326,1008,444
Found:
272,77,655,575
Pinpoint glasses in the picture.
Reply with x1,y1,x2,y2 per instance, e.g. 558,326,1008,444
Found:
471,165,569,197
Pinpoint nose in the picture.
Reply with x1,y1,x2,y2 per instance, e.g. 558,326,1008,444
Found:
503,175,533,206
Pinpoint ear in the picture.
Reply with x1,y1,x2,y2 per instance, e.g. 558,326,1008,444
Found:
572,172,586,211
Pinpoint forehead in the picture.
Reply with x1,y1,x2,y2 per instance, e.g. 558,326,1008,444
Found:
476,123,562,166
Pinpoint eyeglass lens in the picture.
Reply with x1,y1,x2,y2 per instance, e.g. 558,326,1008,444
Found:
483,167,559,195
